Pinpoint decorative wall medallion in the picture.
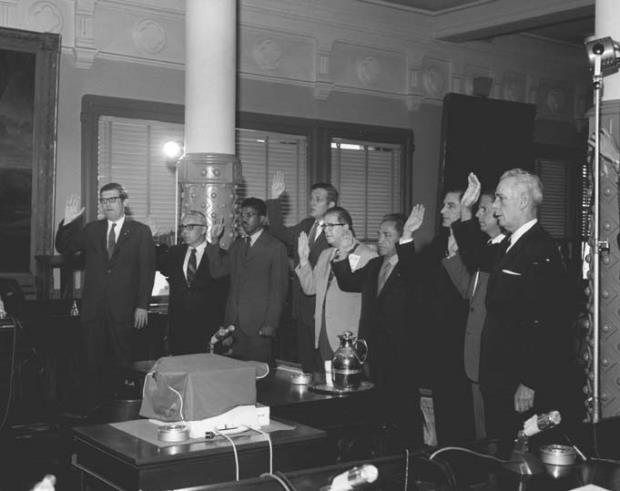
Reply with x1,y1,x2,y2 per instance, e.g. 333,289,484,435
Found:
132,19,167,55
355,56,381,86
422,65,445,98
29,1,63,33
546,87,566,114
253,39,282,71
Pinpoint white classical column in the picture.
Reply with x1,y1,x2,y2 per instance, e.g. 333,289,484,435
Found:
595,0,620,101
179,0,241,248
185,0,236,154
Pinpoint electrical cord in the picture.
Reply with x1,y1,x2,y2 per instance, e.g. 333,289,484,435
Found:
261,472,296,491
403,448,410,491
429,446,510,464
214,429,240,481
251,426,273,474
0,316,18,432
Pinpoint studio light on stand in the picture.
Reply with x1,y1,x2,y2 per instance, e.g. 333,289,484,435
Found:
584,36,620,424
163,140,185,244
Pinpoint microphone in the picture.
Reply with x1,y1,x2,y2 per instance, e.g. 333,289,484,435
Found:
521,410,562,437
324,464,378,491
504,410,563,475
208,325,235,352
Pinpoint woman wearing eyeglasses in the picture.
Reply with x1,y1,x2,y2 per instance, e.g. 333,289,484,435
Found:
295,206,377,381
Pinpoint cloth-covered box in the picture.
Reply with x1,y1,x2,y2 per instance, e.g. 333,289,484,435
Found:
139,354,269,422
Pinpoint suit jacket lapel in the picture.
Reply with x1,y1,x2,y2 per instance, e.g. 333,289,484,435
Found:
312,231,327,252
495,223,540,271
377,258,397,297
99,220,108,259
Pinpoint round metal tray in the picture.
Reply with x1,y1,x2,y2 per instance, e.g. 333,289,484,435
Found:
309,380,374,395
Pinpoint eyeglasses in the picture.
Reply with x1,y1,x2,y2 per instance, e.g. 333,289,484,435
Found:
179,224,205,231
321,223,345,229
99,196,122,205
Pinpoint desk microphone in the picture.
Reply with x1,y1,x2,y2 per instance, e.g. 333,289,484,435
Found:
323,464,378,491
522,410,562,437
208,325,235,352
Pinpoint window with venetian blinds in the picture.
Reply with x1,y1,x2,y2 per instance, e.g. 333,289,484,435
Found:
331,139,402,241
97,117,308,235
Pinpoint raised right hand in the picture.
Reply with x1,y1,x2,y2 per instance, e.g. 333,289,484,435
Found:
209,217,225,244
461,172,481,210
64,194,85,224
271,170,286,199
298,231,310,264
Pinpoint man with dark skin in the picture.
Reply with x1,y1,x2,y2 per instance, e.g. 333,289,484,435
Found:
212,198,289,362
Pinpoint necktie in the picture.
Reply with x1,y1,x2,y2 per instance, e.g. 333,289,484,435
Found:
245,236,252,256
499,236,511,257
377,258,392,295
308,221,319,247
187,248,197,285
107,223,116,259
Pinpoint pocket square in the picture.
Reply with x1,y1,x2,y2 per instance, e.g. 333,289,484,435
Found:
501,269,522,276
348,254,361,271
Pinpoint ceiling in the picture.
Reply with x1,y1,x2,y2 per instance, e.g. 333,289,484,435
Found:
365,0,491,12
522,16,594,47
363,0,594,47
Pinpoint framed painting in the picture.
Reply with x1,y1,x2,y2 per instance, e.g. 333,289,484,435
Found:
0,27,59,277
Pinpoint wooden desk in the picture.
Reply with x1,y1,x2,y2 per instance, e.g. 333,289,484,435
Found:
72,419,328,490
119,362,388,460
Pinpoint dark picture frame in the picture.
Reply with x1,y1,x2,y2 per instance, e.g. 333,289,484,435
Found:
0,27,59,277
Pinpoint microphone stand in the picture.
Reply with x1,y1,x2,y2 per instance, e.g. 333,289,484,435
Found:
590,49,605,424
503,429,545,476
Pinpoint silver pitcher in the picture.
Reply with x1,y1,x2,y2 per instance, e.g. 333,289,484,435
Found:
331,331,368,390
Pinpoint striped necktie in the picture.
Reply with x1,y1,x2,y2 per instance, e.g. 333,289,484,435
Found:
187,248,197,285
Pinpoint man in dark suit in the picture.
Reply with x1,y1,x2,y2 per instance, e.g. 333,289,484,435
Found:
267,171,338,375
332,205,425,450
418,190,474,445
158,210,228,355
219,198,289,363
456,170,578,451
55,183,155,409
444,191,505,439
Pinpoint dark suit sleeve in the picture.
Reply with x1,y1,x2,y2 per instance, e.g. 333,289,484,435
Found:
332,257,367,292
395,240,418,281
442,253,472,300
156,244,173,276
55,218,86,255
223,242,239,326
264,241,290,329
136,225,156,310
204,242,230,279
452,219,490,272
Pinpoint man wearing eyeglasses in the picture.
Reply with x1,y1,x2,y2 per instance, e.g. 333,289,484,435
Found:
55,183,155,412
157,210,229,355
268,171,339,376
